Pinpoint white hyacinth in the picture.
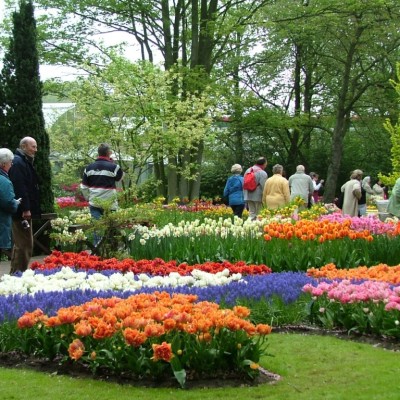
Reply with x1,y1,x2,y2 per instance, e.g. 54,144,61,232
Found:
0,267,244,295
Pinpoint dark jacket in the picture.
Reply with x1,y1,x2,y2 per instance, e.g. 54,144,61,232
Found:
8,149,41,219
80,156,123,210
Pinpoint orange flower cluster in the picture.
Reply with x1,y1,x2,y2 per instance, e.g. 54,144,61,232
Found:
17,292,272,362
263,219,374,242
307,263,400,284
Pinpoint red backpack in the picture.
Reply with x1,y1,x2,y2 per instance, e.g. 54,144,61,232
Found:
243,167,258,191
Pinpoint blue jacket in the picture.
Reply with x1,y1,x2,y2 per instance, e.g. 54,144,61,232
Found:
223,175,244,206
9,149,41,219
0,169,19,248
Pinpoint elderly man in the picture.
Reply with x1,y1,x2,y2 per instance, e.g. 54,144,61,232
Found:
341,169,363,217
288,165,314,209
9,137,41,274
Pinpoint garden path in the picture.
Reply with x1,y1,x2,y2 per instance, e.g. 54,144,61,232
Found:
0,255,46,277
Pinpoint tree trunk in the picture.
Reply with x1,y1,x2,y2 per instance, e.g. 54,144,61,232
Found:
323,114,350,203
323,25,361,203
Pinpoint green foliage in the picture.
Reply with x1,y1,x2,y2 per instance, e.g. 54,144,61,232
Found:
47,58,216,201
379,63,400,187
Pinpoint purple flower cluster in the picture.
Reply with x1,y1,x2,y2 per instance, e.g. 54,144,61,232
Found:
0,272,317,322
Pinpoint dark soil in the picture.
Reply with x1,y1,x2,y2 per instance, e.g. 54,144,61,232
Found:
0,351,280,389
273,325,400,352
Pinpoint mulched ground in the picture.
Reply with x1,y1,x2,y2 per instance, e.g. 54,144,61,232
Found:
0,351,280,389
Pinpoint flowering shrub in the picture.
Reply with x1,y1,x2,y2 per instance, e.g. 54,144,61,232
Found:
16,292,272,387
303,280,400,338
307,263,400,284
51,209,92,245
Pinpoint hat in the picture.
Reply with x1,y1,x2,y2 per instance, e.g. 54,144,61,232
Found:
231,164,242,173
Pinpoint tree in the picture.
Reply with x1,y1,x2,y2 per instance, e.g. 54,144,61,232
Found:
249,0,400,200
1,0,54,212
9,0,270,200
48,57,216,202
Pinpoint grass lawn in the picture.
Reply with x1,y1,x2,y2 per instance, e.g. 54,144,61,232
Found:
0,333,398,400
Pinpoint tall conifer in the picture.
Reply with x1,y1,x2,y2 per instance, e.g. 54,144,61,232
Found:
1,0,54,212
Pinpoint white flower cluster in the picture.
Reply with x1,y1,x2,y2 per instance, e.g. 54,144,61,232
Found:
51,209,91,232
51,209,91,244
128,217,268,243
51,229,87,244
0,267,243,295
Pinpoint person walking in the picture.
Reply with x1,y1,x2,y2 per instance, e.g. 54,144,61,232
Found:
387,177,400,218
8,137,41,274
223,164,245,218
358,176,375,216
0,149,21,257
288,165,314,209
372,179,386,199
80,143,124,219
243,157,268,220
310,172,324,204
262,164,290,209
341,169,363,217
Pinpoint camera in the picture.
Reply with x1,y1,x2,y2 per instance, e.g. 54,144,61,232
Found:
21,219,30,229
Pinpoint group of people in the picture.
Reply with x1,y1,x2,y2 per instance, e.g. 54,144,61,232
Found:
223,159,400,220
340,170,394,217
0,139,123,274
0,137,40,274
223,158,324,220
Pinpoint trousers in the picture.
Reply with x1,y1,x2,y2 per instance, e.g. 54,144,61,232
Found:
246,200,263,220
10,219,33,274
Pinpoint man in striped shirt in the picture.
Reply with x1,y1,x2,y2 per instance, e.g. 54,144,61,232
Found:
80,143,124,220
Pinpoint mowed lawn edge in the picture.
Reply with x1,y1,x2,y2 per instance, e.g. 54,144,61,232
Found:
0,333,398,400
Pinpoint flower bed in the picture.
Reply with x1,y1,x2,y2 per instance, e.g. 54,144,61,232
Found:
13,292,272,387
30,250,272,276
303,280,400,338
307,263,400,284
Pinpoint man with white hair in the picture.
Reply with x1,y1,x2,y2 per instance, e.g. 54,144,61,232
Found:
288,165,314,208
341,169,363,217
8,137,41,273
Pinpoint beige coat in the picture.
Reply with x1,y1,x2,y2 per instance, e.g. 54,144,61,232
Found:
341,178,361,217
262,174,290,209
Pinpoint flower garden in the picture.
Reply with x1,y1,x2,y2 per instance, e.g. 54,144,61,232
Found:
0,199,399,389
